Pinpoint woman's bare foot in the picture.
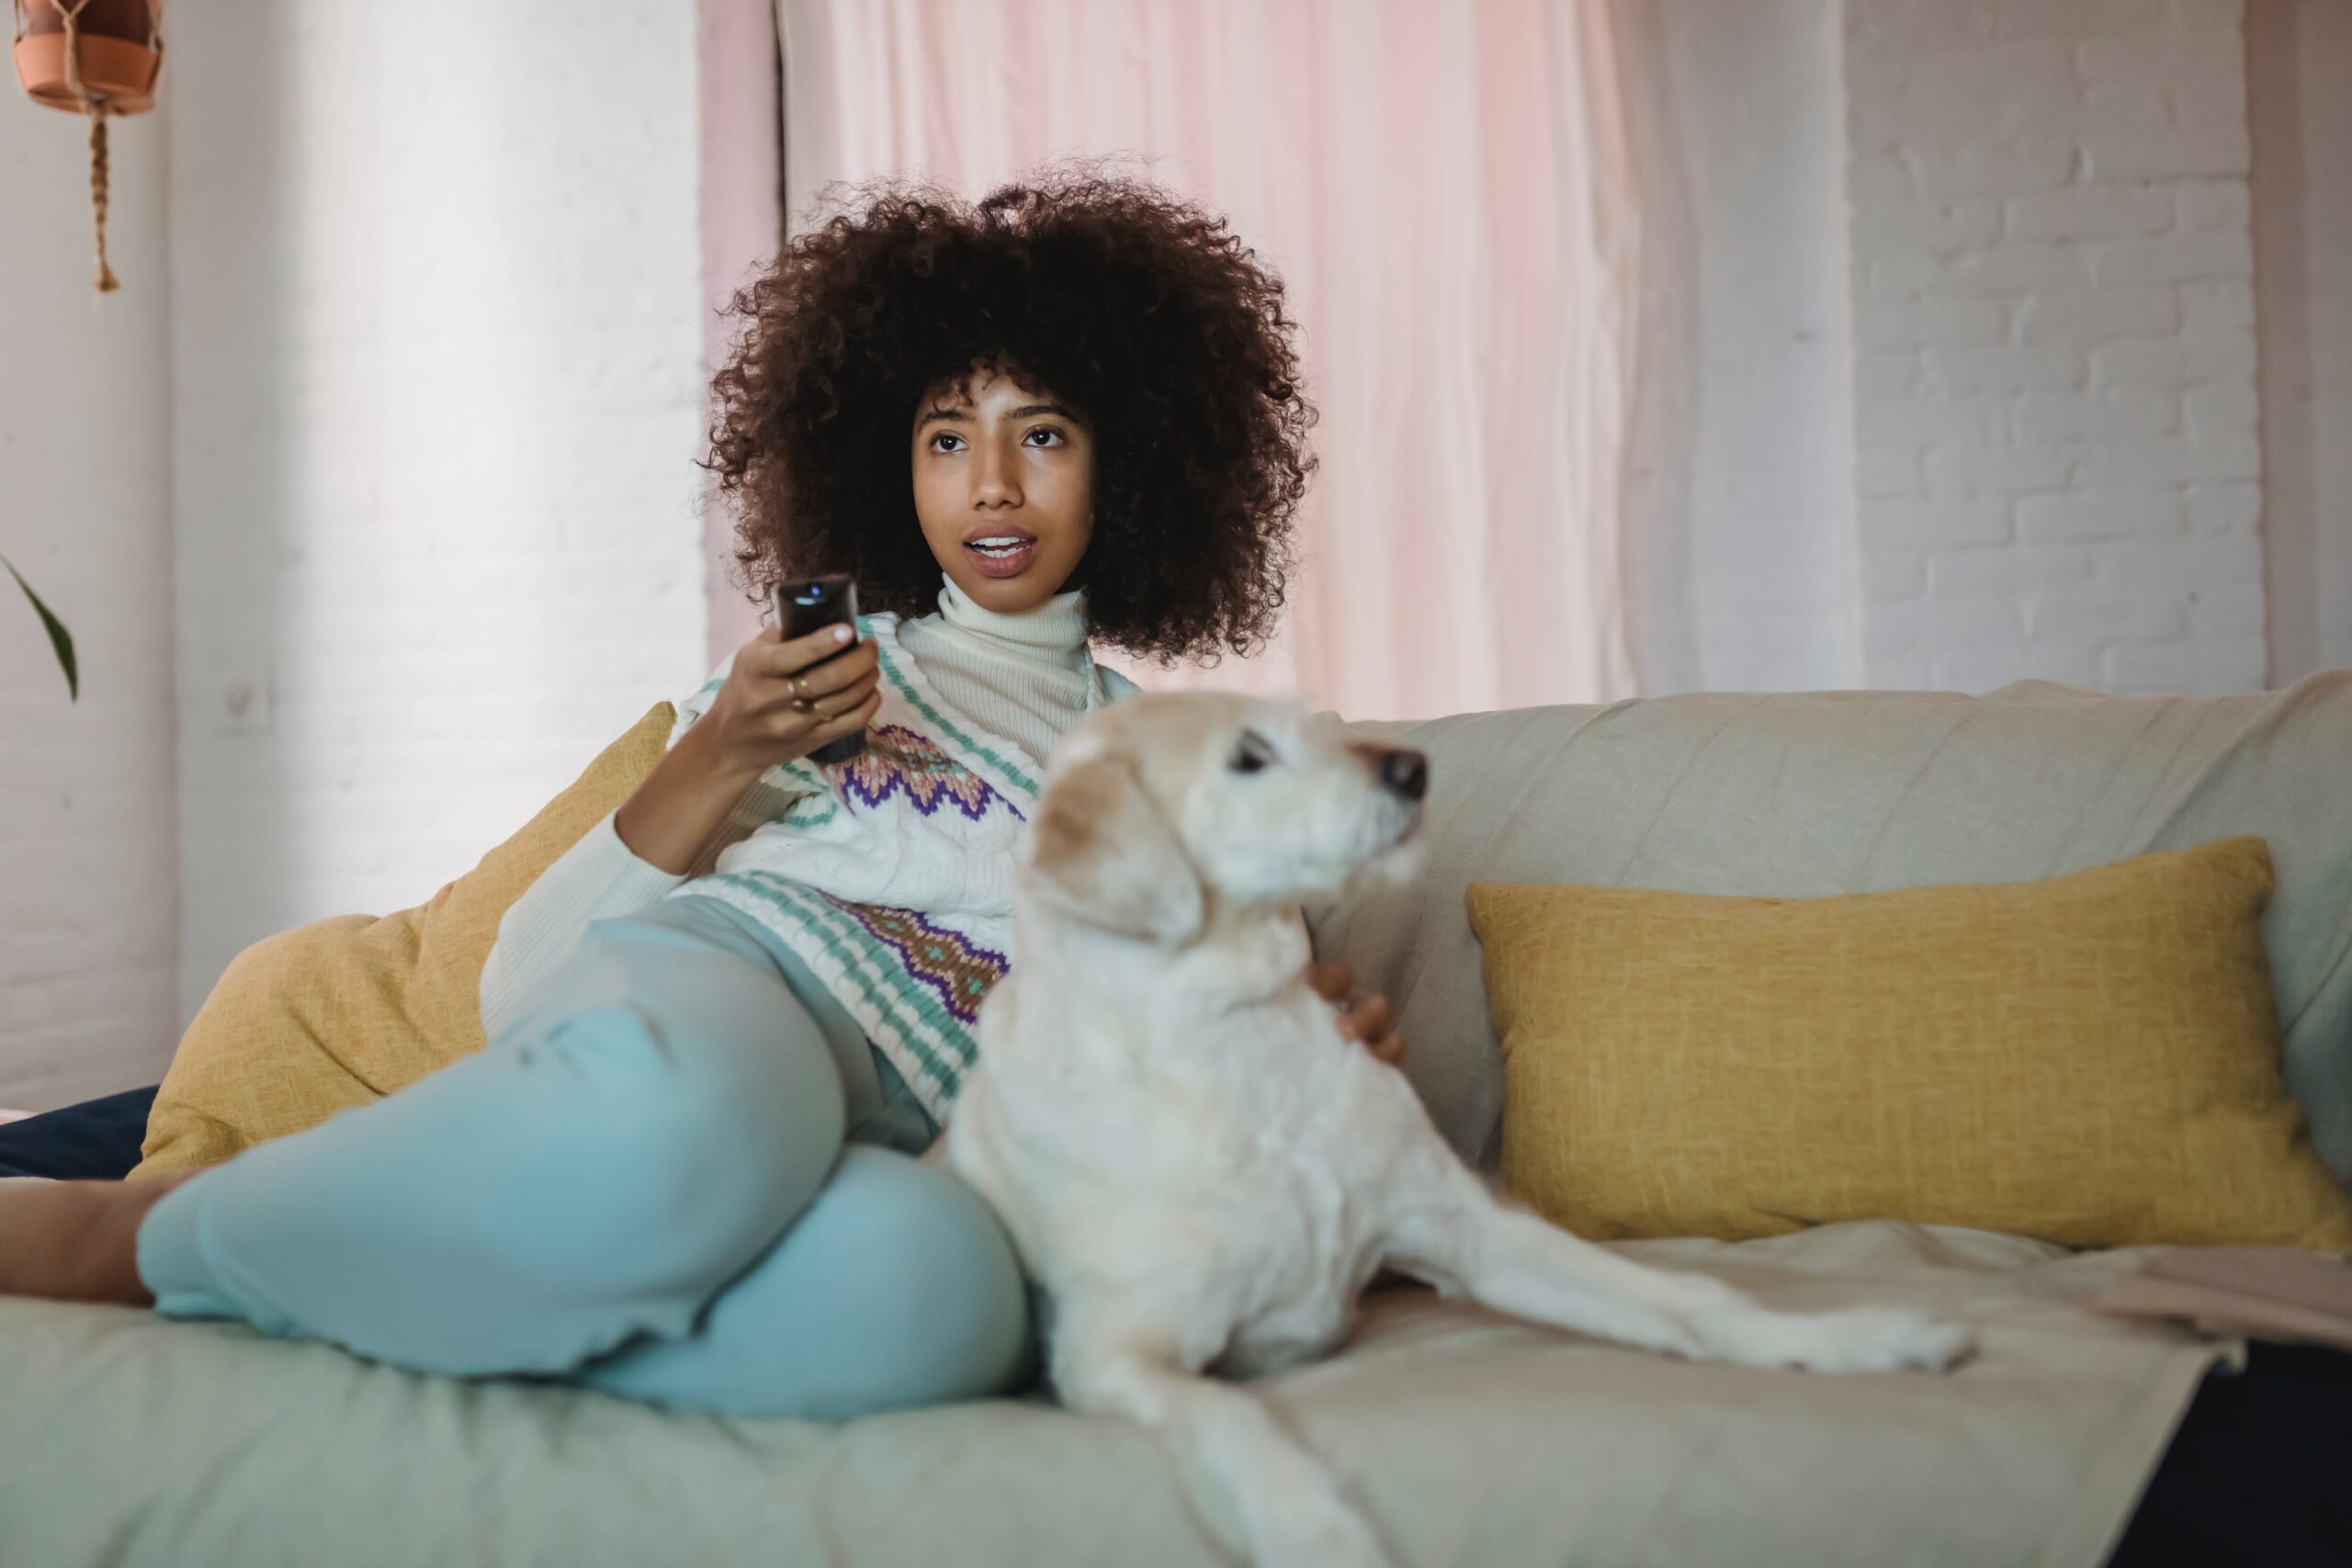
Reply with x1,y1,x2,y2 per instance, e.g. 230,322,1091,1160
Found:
0,1174,198,1304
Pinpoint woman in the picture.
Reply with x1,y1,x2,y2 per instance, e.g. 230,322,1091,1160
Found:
0,174,1401,1419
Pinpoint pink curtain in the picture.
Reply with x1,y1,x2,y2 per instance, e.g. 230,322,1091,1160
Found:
775,0,1639,717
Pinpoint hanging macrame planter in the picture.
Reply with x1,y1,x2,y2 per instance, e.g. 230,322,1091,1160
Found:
12,0,164,295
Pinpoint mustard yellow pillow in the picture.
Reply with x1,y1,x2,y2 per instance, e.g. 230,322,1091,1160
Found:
132,705,675,1177
1468,838,2352,1252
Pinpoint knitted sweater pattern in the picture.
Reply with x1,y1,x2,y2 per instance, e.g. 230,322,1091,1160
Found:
668,612,1135,1118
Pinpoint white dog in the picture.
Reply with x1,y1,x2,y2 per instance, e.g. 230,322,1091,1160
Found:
946,693,1972,1568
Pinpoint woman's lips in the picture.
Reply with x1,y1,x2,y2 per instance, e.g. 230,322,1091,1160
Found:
964,534,1039,580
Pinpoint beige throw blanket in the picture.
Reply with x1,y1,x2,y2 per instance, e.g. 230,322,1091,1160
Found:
0,1211,2224,1568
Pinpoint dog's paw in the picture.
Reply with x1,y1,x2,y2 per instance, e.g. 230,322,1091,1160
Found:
1770,1306,1976,1373
1683,1301,1977,1373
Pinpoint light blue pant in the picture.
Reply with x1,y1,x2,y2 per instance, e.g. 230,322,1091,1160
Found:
136,895,1033,1420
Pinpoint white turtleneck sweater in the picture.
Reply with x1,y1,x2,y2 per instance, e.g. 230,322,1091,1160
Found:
478,581,1102,1040
898,579,1095,766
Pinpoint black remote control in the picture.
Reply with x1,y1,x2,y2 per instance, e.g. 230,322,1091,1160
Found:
769,575,866,765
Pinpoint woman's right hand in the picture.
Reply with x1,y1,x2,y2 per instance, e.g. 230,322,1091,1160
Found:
691,621,883,781
614,623,882,875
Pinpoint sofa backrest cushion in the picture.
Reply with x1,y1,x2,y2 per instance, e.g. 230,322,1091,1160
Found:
1313,674,2352,1179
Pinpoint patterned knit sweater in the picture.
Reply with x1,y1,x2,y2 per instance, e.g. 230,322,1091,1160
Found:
478,586,1136,1121
667,612,1135,1115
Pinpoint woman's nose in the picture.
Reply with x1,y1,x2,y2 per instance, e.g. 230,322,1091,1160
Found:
973,438,1022,508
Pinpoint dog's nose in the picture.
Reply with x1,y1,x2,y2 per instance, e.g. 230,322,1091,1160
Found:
1377,747,1429,802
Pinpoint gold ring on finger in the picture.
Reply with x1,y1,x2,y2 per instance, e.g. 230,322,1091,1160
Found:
791,694,814,715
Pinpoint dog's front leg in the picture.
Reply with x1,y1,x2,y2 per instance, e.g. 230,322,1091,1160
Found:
1383,1170,1972,1373
1052,1319,1394,1568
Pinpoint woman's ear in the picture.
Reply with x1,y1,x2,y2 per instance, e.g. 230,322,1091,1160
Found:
1023,750,1204,945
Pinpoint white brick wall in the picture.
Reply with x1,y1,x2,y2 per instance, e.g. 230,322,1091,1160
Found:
0,100,177,1108
1845,0,2268,694
169,0,712,1023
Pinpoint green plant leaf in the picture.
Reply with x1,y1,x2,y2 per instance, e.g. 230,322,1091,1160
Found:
2,552,78,701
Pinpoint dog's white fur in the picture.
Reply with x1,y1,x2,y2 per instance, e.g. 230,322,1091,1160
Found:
947,693,1972,1568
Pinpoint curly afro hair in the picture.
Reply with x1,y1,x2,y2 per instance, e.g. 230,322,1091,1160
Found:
705,171,1316,662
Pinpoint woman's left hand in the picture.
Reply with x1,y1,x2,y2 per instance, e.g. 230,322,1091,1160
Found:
1306,960,1407,1066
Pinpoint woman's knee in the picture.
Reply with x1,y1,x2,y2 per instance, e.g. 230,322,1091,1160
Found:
504,924,852,1274
560,1009,844,1256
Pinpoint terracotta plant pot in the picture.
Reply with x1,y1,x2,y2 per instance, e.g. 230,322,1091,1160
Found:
13,0,163,114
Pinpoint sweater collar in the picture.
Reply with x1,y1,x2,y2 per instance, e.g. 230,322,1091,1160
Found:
933,577,1092,674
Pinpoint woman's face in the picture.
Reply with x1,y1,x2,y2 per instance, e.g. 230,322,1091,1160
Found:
911,367,1095,614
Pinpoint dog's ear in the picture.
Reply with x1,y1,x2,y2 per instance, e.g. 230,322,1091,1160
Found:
1024,750,1204,945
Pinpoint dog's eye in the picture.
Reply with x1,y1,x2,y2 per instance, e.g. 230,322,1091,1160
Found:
1229,731,1276,774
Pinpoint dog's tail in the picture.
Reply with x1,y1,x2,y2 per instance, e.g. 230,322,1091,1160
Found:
1057,1347,1394,1568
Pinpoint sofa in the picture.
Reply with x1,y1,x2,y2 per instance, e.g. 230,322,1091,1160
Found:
5,676,2351,1567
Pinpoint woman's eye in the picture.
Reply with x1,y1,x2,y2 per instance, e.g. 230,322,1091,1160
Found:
1228,732,1275,774
1023,426,1065,448
930,433,966,454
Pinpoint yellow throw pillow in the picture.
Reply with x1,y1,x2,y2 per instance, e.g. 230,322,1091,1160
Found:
132,705,676,1178
1468,838,2352,1252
